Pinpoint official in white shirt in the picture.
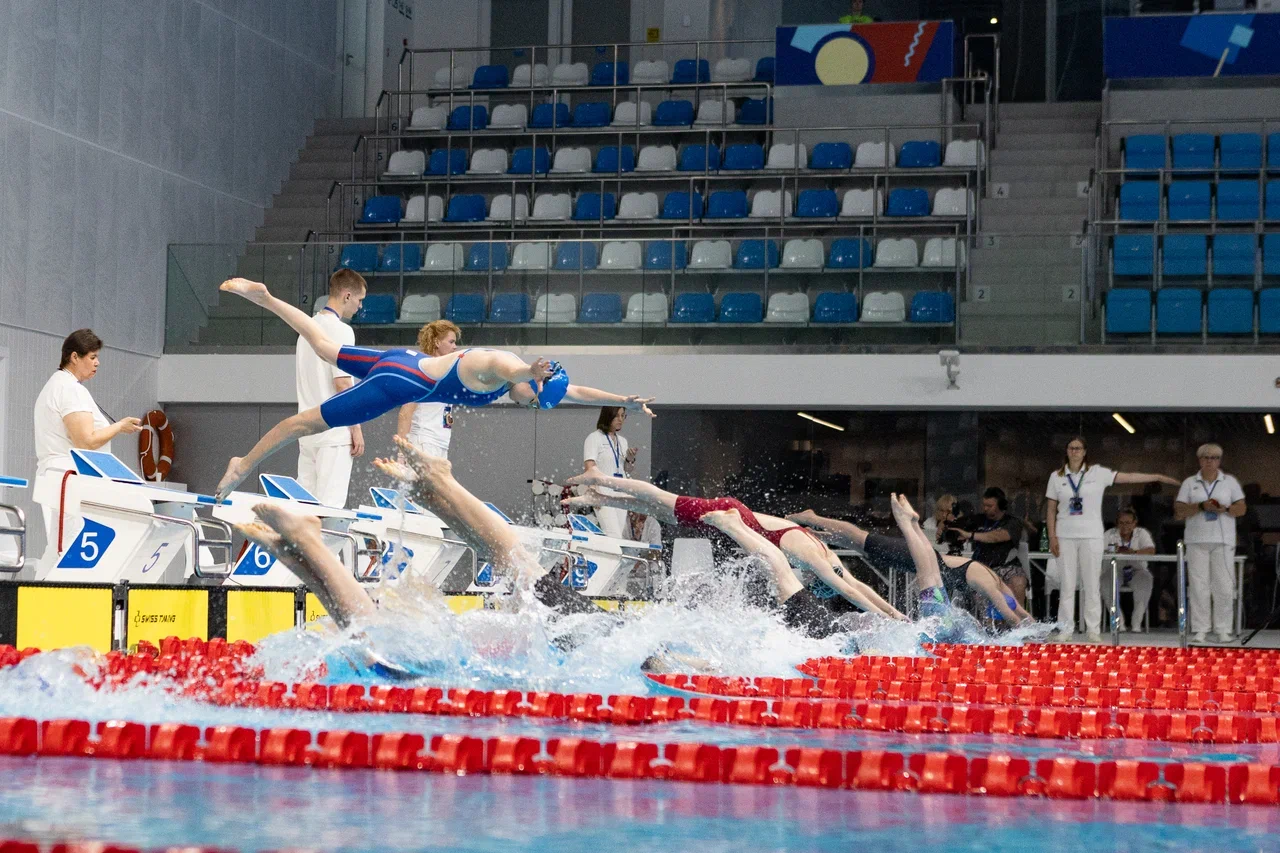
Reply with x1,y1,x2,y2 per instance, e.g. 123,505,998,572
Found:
396,320,461,458
32,329,142,569
1174,443,1246,644
1045,435,1179,642
583,406,637,539
1101,508,1156,632
295,270,366,507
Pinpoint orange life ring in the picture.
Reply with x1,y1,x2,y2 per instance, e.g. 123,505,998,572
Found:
138,409,174,482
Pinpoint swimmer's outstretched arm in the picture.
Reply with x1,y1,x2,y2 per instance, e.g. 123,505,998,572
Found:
562,385,657,418
889,494,945,591
786,510,870,549
219,278,343,365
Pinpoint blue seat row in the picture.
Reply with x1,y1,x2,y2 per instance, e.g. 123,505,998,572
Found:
1123,132,1280,173
1119,179,1279,221
457,58,775,90
1106,287,1280,335
1114,233,1280,278
437,97,773,133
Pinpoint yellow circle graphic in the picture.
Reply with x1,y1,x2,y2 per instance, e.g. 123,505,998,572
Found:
814,37,870,85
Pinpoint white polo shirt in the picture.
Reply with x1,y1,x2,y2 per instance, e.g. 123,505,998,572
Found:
1176,471,1244,545
33,369,110,476
1045,464,1116,539
1103,526,1156,572
584,430,628,478
409,402,454,455
296,308,355,448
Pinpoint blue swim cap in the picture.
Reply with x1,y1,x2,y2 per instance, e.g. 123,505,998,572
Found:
986,594,1019,622
529,361,569,409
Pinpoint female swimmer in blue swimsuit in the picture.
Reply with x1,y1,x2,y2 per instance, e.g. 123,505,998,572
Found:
214,278,655,501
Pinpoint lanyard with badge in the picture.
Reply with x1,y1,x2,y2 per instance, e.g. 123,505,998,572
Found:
1066,468,1086,516
1200,479,1220,521
606,433,624,477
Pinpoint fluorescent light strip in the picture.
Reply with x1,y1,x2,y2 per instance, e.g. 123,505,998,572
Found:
1112,413,1136,435
1266,414,1275,435
797,412,845,432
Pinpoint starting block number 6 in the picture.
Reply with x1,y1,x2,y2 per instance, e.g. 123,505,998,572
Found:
234,543,277,576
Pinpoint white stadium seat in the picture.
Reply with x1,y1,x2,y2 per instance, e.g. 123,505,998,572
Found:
766,292,809,323
424,243,466,271
487,194,530,222
944,139,984,167
399,294,441,324
490,104,528,129
385,150,425,176
861,291,907,322
600,241,642,270
932,188,975,217
511,63,549,87
434,66,471,88
780,239,825,269
551,62,589,87
533,293,576,324
612,101,652,127
468,148,508,174
510,242,551,270
711,58,752,82
531,193,572,221
855,141,895,168
694,100,735,126
408,106,447,131
632,60,669,84
874,238,919,268
624,292,669,324
404,195,443,223
636,145,677,172
617,192,659,220
840,188,882,218
922,237,965,268
766,143,807,170
749,189,793,219
551,146,592,173
688,240,732,270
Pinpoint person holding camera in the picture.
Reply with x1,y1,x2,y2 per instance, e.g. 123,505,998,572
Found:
949,487,1028,608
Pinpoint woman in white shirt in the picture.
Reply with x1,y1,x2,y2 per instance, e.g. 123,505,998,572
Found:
33,330,142,568
1044,435,1178,642
395,320,460,458
583,406,637,539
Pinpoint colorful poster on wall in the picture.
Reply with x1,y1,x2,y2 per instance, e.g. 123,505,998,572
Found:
774,21,955,86
1104,13,1280,79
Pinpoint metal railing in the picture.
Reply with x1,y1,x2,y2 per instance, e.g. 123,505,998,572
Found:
0,502,26,573
80,501,235,579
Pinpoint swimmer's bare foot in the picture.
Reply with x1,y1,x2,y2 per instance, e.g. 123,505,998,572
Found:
219,277,271,305
890,493,920,525
564,468,612,487
249,503,327,555
561,486,605,510
698,507,745,532
215,457,247,503
373,457,417,483
786,509,820,526
392,435,453,491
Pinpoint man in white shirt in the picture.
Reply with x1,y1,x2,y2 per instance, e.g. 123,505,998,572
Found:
1174,443,1246,644
1101,508,1156,632
295,270,367,507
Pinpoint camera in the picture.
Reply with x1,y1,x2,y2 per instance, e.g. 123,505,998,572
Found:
939,350,960,390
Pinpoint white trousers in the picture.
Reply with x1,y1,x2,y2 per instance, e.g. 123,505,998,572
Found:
595,506,630,540
297,442,353,508
1186,542,1235,635
408,438,449,459
1056,537,1104,634
1100,562,1154,629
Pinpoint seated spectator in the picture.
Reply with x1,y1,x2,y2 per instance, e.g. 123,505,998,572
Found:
953,487,1028,607
1101,508,1156,632
920,493,958,555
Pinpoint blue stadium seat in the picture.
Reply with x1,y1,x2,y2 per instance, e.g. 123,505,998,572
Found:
719,292,763,323
427,149,467,175
1123,135,1166,172
573,102,611,127
1267,180,1280,219
573,192,617,221
812,292,857,323
471,65,509,89
360,196,402,224
1270,134,1280,173
898,140,942,168
737,97,773,125
591,61,628,86
509,146,551,175
734,240,779,270
444,195,487,222
353,294,396,324
1262,289,1280,333
705,190,748,219
810,142,853,170
447,105,487,131
678,144,720,172
671,292,716,323
644,241,688,270
579,293,624,323
909,292,955,323
1119,182,1160,221
1106,289,1152,334
1156,288,1202,334
488,293,530,323
379,243,421,272
722,143,765,171
886,188,930,217
1217,180,1260,221
1220,133,1262,173
529,103,571,129
554,241,599,271
1266,234,1280,276
1207,288,1253,334
660,191,703,219
1113,235,1155,277
754,57,775,82
671,58,710,84
594,145,636,173
1167,181,1210,220
1172,133,1214,171
653,100,695,126
445,293,487,324
1213,234,1256,277
1163,234,1207,276
796,189,839,218
466,242,509,271
337,244,378,272
828,238,873,269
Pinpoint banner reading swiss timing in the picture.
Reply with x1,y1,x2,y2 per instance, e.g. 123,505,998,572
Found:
775,21,955,87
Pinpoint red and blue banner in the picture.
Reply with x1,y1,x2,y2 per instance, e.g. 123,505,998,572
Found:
1104,13,1280,79
775,21,955,86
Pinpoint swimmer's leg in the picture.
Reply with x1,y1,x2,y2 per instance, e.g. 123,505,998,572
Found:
236,504,376,628
563,486,676,524
217,408,329,502
889,493,944,591
786,510,870,549
700,509,804,602
778,528,904,619
220,278,343,365
562,470,679,518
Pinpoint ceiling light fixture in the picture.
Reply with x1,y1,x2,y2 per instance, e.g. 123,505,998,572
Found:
798,412,845,432
1112,413,1136,434
1266,414,1275,435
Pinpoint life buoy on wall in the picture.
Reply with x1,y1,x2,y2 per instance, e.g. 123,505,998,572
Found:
138,409,174,482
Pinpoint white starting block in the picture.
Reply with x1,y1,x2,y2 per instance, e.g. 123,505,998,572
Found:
350,487,478,592
212,475,384,588
0,475,29,574
32,450,234,584
563,513,662,597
